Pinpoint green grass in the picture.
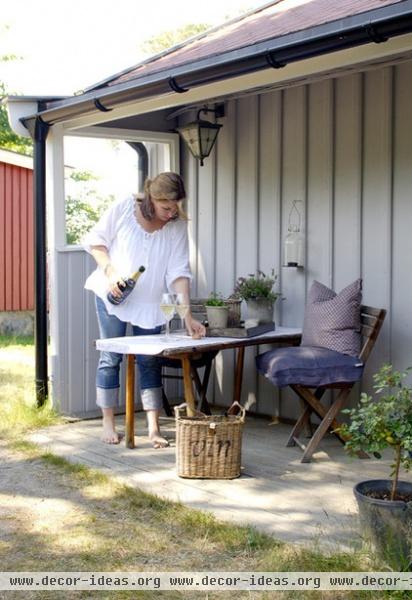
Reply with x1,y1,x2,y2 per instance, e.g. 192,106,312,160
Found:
0,335,409,599
0,333,34,346
4,442,410,600
0,335,60,438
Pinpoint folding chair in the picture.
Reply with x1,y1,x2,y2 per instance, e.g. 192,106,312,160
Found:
256,305,386,463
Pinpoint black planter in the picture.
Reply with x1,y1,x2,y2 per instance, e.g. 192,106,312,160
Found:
354,479,412,570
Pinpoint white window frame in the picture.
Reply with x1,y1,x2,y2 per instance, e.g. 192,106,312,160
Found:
47,124,179,251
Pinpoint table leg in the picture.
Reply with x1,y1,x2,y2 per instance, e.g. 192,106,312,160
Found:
181,354,196,416
191,360,212,415
228,346,245,414
125,354,135,449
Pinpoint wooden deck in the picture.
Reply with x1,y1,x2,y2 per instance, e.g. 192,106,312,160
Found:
28,412,408,552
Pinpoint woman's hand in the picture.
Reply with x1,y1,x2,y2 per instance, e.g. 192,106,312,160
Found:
105,265,125,300
185,314,206,338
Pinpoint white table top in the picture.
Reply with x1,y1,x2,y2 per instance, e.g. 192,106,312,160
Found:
95,326,302,355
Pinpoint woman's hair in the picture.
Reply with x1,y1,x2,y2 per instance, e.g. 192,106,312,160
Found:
139,172,187,221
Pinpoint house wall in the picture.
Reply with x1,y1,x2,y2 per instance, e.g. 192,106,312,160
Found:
181,60,412,419
52,58,412,419
0,160,34,312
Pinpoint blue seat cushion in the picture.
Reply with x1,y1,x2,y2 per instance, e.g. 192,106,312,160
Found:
256,345,364,388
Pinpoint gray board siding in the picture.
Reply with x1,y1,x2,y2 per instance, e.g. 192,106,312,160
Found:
181,60,412,418
53,250,148,417
57,59,412,418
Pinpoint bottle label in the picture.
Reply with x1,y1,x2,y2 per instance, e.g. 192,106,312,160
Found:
106,266,144,306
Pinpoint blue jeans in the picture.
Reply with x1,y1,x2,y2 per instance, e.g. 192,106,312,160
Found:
95,296,164,410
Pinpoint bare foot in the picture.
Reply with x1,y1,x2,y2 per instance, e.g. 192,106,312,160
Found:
101,409,120,444
149,431,169,449
101,425,120,444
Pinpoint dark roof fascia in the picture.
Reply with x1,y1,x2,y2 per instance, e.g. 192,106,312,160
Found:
31,0,412,126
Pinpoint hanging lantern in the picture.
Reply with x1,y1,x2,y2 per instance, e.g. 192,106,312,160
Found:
177,105,224,166
283,200,304,268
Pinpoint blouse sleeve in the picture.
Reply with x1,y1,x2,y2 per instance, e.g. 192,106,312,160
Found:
165,220,192,289
82,197,126,253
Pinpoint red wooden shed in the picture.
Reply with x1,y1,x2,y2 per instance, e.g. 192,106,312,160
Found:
0,149,34,312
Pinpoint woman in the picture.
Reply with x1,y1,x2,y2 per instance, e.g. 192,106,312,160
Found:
83,172,205,447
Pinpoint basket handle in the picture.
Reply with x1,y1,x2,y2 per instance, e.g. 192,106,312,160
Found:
228,401,246,422
174,402,207,419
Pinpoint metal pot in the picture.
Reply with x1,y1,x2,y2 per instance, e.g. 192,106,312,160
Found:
354,479,412,570
206,305,229,329
245,298,274,324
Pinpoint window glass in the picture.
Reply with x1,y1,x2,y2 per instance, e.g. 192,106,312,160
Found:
63,136,140,245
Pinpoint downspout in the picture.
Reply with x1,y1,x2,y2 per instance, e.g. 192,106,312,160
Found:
30,117,50,407
127,142,149,191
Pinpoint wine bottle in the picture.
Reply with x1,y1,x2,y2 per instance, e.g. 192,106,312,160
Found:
107,265,146,305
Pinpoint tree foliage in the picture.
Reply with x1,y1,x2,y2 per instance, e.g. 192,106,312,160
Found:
0,82,33,155
339,365,412,501
140,23,210,56
65,170,113,245
0,24,33,155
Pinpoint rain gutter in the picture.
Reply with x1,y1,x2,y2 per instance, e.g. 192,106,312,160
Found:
22,1,412,128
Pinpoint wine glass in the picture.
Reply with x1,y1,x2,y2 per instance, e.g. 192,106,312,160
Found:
174,293,189,335
160,293,176,338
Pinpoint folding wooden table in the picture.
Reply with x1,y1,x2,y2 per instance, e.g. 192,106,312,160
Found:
96,327,302,448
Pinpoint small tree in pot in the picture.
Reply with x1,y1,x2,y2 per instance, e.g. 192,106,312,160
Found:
338,364,412,569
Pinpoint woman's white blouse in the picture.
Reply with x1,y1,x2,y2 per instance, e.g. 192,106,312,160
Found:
83,196,192,328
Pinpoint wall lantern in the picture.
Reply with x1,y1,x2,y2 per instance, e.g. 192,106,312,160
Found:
283,200,304,268
177,105,224,166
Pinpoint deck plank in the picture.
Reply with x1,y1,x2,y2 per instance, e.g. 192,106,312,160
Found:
28,413,411,550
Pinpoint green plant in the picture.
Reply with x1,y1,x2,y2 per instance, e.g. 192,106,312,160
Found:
338,364,412,501
0,336,59,438
205,292,226,307
233,269,279,302
65,170,114,245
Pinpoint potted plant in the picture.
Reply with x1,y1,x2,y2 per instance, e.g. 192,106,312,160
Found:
205,293,229,329
338,364,412,570
233,269,280,324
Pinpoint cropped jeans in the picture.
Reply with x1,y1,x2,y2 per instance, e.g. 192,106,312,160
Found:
95,296,164,411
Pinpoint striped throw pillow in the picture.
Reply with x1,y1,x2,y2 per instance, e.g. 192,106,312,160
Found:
301,279,362,357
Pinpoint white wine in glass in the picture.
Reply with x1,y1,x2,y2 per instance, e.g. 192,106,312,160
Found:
175,293,189,334
160,293,175,338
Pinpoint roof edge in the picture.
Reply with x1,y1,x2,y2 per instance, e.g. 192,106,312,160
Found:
0,148,33,169
103,0,412,87
83,1,284,92
20,1,412,126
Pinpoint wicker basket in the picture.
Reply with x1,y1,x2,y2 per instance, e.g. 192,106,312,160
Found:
175,402,246,479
